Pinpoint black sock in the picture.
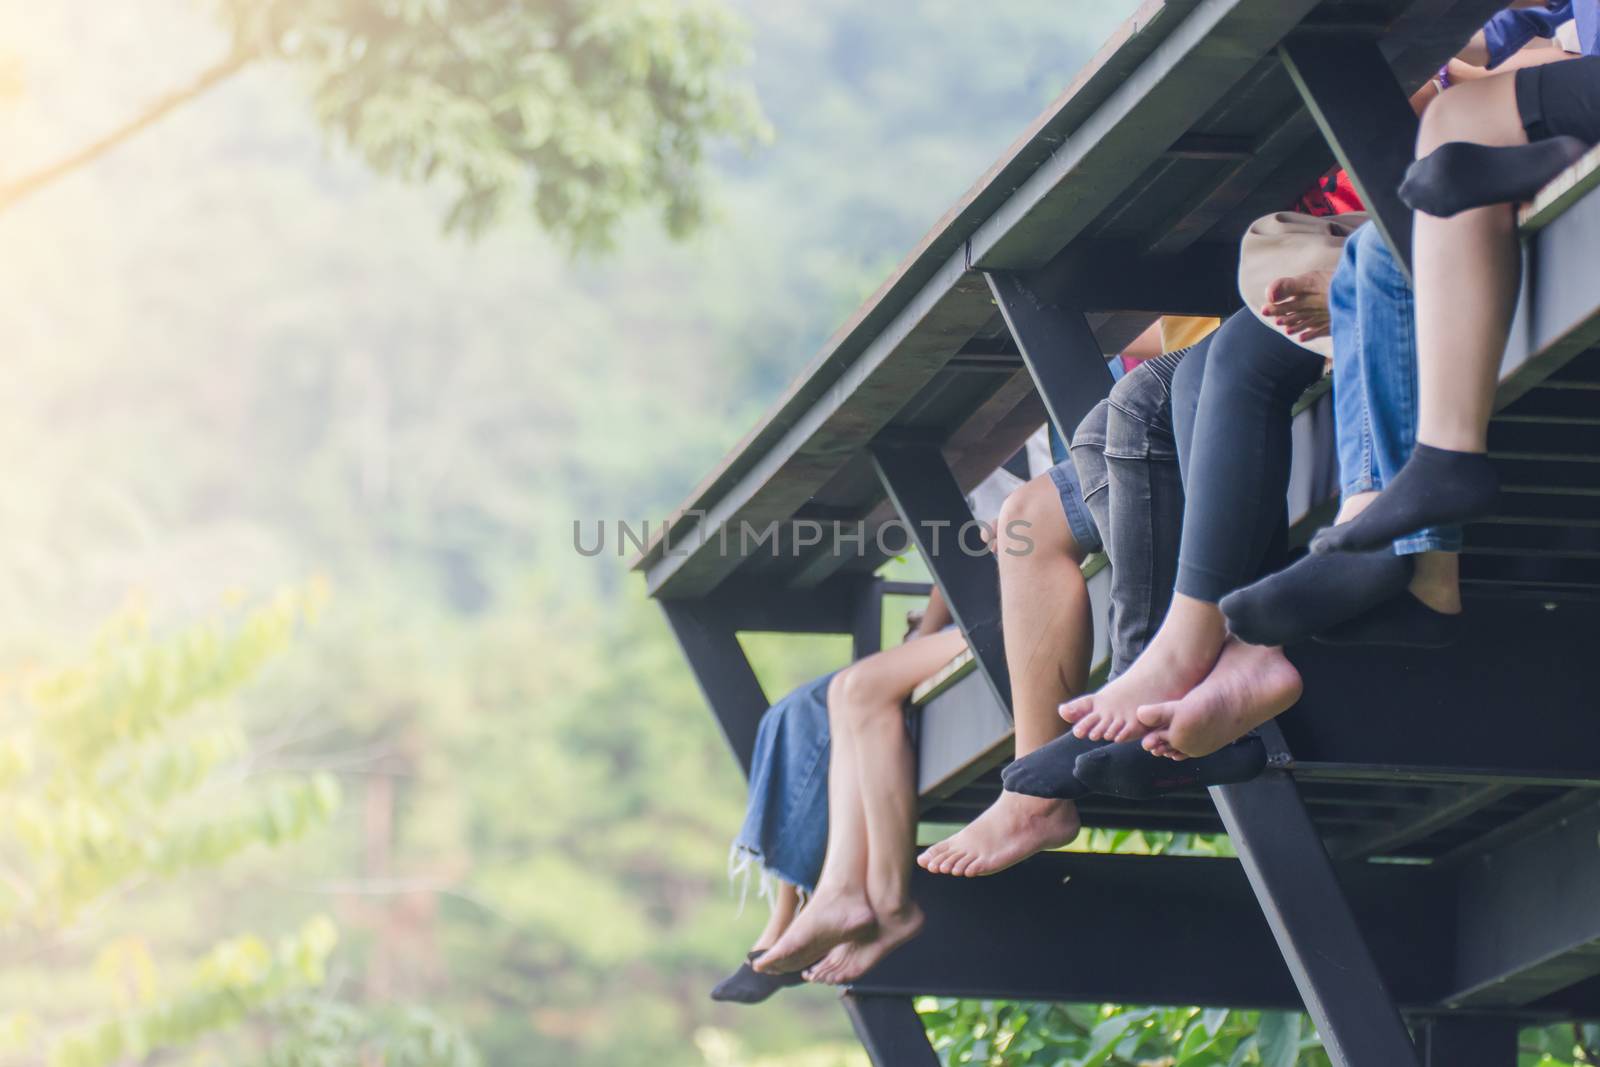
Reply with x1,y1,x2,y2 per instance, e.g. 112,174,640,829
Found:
1000,732,1106,800
1311,446,1497,555
711,951,805,1004
1221,546,1412,647
1072,736,1268,800
1400,137,1591,218
1313,591,1462,649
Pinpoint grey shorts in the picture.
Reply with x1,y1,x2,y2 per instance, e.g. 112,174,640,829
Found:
1048,456,1103,554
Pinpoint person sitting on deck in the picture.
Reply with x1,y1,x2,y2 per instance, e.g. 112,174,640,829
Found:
1078,25,1590,764
745,433,1075,979
994,232,1360,784
920,317,1275,874
717,586,964,995
1304,26,1600,559
1221,32,1587,649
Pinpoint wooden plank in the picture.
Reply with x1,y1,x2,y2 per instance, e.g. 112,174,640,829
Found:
1520,142,1600,234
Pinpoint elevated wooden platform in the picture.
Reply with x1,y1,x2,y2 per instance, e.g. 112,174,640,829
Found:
644,2,1600,1064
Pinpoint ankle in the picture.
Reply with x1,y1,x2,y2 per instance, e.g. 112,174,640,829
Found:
1409,574,1462,614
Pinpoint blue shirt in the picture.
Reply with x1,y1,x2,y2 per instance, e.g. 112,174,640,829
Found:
1483,1,1599,65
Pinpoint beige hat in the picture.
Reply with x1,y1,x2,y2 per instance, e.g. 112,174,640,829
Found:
1237,210,1368,359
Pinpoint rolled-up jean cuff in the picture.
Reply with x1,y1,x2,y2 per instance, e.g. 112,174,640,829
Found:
1049,461,1103,554
1394,528,1463,555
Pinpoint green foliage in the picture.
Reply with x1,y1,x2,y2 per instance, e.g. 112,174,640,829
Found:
0,590,478,1066
208,0,769,248
0,589,336,926
916,1002,1328,1067
256,998,481,1067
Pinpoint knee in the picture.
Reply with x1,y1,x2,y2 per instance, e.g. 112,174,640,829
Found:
1416,87,1474,154
1107,363,1168,431
1072,398,1110,450
827,661,896,726
996,474,1070,559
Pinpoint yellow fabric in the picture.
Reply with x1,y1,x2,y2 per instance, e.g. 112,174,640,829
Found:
1160,315,1221,354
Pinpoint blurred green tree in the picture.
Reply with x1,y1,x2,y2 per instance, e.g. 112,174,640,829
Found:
0,586,476,1067
0,0,767,249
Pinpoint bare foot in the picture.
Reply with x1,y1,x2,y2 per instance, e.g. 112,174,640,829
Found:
803,904,925,986
918,792,1081,878
1264,269,1334,343
1059,639,1219,744
754,890,876,975
1135,639,1303,758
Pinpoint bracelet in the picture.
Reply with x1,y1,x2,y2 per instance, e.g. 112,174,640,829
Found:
1435,65,1451,91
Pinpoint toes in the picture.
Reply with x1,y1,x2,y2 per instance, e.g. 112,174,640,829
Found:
934,850,964,875
1136,700,1178,730
1060,695,1094,724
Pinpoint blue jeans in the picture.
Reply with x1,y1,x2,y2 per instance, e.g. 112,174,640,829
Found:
733,672,832,894
1330,222,1463,555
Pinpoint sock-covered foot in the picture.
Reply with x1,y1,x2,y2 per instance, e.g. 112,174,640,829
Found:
754,891,876,975
1310,446,1498,555
1073,736,1269,799
1000,732,1105,799
1136,640,1303,759
1221,546,1412,647
918,791,1081,877
1400,137,1591,218
802,904,924,986
711,951,805,1004
1314,590,1462,648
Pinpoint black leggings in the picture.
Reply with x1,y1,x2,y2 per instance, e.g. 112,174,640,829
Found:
1516,56,1600,144
1170,309,1326,603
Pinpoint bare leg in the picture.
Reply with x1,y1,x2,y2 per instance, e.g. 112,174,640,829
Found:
752,882,800,955
919,477,1085,878
755,627,953,979
755,672,876,973
796,626,964,984
1413,74,1528,453
1060,593,1226,743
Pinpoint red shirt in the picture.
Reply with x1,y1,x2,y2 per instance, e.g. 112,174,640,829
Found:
1294,169,1364,217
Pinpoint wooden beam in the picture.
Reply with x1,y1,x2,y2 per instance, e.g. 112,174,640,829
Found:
870,439,1010,713
1279,33,1419,273
1212,772,1423,1067
659,600,769,775
841,994,939,1067
985,271,1112,447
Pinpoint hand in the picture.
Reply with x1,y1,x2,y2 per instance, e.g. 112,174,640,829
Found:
904,609,925,642
1263,269,1333,344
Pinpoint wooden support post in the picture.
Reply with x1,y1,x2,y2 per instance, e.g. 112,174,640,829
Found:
1279,34,1420,274
870,440,1011,713
841,993,940,1067
1418,1017,1519,1067
659,600,768,776
985,269,1114,444
1211,771,1421,1067
852,575,885,661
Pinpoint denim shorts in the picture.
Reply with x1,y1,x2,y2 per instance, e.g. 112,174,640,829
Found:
1048,452,1104,554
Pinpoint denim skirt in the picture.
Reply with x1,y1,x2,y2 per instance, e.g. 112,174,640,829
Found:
732,670,834,897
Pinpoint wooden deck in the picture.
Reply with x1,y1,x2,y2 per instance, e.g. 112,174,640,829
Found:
647,2,1600,1062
